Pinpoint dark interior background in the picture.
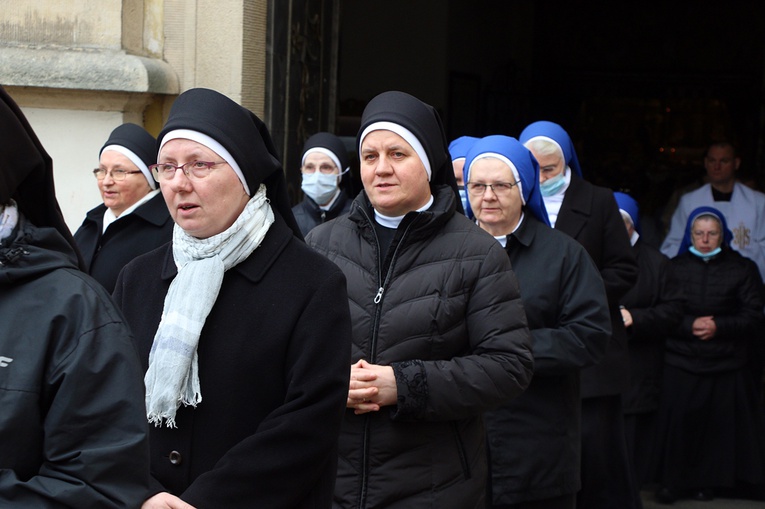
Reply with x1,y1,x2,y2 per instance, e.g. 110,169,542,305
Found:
268,1,765,244
331,1,765,239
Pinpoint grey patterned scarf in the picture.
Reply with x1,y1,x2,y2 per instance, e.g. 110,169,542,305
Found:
145,185,274,427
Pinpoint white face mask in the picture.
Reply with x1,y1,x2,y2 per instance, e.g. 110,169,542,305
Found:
301,172,339,205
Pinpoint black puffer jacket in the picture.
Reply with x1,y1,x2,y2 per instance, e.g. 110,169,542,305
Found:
666,248,763,374
0,218,149,508
306,186,533,509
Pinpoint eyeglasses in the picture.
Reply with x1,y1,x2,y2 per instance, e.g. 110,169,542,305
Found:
93,168,142,181
466,181,519,196
149,161,226,182
301,163,338,174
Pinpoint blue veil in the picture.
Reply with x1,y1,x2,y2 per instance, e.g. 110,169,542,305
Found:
519,120,583,178
677,205,733,256
463,135,550,226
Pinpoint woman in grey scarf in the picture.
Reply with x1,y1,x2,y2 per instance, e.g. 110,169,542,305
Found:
113,88,353,509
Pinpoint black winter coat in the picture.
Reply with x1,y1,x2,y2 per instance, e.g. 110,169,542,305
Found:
485,215,611,505
74,192,173,293
292,192,352,237
621,240,684,414
555,174,638,397
113,213,353,509
665,248,763,374
306,187,534,509
0,218,150,508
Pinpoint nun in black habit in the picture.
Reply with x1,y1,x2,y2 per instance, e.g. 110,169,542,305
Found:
292,131,355,236
74,123,173,293
112,88,353,509
306,91,533,508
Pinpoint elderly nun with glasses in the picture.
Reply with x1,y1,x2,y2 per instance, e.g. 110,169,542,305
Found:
464,135,611,509
74,123,173,293
112,88,353,509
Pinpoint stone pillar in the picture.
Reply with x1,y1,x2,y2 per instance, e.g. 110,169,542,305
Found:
0,0,179,230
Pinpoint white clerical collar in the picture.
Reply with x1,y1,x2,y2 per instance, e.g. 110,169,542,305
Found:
374,195,435,229
103,189,160,233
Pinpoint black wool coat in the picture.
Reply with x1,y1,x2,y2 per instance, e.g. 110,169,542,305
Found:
621,240,684,414
74,192,173,293
555,174,638,397
113,213,353,509
485,215,611,505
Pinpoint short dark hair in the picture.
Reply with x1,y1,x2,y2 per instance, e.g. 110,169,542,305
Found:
706,140,738,159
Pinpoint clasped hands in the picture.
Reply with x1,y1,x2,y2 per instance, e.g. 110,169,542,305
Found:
347,359,397,415
692,315,716,341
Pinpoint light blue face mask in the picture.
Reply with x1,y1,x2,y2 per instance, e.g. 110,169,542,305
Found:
689,246,722,259
301,172,339,205
539,171,566,197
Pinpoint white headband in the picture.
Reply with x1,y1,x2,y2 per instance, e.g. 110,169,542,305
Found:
467,153,525,205
359,121,432,181
302,147,345,182
101,144,156,190
158,129,251,196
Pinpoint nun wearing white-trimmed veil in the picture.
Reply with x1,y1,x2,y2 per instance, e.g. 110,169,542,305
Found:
113,87,353,509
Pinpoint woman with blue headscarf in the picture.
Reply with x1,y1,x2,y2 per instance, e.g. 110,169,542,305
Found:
465,135,611,509
448,135,478,217
520,121,639,509
614,192,683,490
651,206,765,504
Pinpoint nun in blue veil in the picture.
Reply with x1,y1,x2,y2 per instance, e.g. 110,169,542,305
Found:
465,135,611,509
520,119,640,509
614,192,684,489
651,206,765,503
448,135,478,217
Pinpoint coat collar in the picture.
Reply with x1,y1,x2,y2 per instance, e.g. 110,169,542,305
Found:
133,193,173,226
348,185,456,233
301,191,350,216
85,192,170,228
509,213,538,249
159,210,294,283
555,174,593,237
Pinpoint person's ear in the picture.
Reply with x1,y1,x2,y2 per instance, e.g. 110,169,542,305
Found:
734,157,741,171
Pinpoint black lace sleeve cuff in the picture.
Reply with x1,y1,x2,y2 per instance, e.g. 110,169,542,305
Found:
390,359,428,420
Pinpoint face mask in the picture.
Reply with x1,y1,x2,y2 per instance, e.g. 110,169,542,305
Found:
539,172,566,197
302,172,339,205
689,246,722,259
458,186,468,213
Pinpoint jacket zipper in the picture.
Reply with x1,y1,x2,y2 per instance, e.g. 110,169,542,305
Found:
357,206,419,508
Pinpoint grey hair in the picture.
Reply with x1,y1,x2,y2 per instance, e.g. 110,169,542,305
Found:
525,138,563,159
